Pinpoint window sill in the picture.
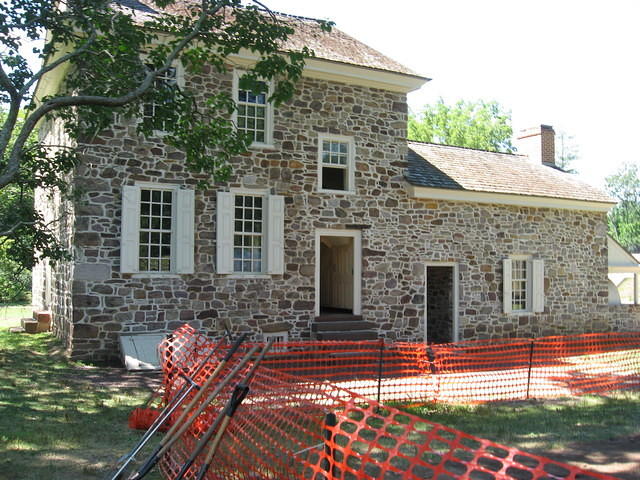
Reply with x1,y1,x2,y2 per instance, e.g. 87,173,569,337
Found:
223,273,273,279
317,188,356,195
131,273,182,279
249,142,277,151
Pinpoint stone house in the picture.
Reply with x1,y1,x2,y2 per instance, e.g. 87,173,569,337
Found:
32,7,639,362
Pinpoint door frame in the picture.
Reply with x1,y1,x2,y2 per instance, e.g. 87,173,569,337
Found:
424,262,459,343
315,229,362,316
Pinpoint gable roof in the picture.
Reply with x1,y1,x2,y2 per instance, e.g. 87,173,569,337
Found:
406,141,615,208
114,1,426,79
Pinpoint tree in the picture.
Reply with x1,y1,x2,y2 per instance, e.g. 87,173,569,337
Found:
606,163,640,252
555,130,579,173
1,0,331,268
408,98,515,153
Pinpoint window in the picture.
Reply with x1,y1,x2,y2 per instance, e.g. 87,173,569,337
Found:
503,257,544,313
233,71,273,146
216,190,284,275
233,195,263,273
142,66,178,131
262,331,288,352
139,188,173,272
121,183,194,274
317,134,355,193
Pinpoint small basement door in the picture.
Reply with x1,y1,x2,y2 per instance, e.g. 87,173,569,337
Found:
425,264,458,343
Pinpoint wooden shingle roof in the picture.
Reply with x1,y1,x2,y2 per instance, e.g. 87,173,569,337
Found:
406,142,614,205
114,1,425,78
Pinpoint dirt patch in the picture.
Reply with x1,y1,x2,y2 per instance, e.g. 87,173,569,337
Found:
536,434,640,480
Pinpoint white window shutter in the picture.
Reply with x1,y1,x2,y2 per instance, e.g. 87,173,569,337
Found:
532,259,545,313
503,258,512,314
174,188,195,274
216,191,234,274
121,185,141,273
266,195,285,274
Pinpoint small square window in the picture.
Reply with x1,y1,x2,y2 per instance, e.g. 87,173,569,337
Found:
318,135,355,193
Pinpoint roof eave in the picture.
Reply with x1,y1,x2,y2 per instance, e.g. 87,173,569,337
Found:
229,51,429,93
407,184,616,213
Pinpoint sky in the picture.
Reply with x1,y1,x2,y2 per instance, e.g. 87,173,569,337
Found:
264,0,640,189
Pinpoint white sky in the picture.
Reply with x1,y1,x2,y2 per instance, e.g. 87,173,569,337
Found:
265,0,640,189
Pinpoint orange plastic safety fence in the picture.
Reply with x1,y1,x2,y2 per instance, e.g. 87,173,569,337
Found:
136,327,639,480
319,400,620,480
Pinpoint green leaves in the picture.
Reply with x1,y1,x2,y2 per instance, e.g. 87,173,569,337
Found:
409,98,516,153
606,163,640,252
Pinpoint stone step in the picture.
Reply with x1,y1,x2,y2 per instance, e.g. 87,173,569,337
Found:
314,314,363,322
312,321,378,332
21,318,38,334
315,330,378,341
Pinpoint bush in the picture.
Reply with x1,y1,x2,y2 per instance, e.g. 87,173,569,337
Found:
0,238,31,304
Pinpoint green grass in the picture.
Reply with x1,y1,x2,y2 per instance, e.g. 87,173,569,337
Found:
0,326,163,479
404,393,640,452
0,304,32,327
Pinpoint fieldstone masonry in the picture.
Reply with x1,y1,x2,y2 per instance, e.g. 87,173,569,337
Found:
33,66,640,362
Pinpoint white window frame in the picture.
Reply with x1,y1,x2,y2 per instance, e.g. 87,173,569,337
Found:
140,62,186,135
317,133,356,194
216,188,284,277
262,330,288,352
120,182,195,276
503,255,544,314
232,69,274,148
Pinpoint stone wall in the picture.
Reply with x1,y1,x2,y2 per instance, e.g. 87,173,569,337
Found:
32,117,77,353
36,65,635,363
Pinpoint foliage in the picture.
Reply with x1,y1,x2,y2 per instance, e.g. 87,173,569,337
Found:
0,0,331,268
408,98,516,153
555,130,579,173
0,326,161,479
606,163,640,252
0,238,32,303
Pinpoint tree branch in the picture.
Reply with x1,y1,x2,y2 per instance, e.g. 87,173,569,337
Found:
0,0,226,189
19,29,98,99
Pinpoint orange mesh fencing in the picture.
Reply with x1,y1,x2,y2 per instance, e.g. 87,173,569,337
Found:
129,327,640,480
320,400,620,480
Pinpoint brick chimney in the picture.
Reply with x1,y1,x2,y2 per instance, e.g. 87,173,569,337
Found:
516,125,555,166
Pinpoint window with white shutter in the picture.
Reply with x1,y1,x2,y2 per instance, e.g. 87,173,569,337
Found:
503,256,544,314
120,183,194,274
216,190,284,275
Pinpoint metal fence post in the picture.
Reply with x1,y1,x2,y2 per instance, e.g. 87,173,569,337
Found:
377,338,384,405
525,338,535,400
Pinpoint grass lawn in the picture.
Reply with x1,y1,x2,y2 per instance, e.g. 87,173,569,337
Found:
0,304,33,327
404,393,640,453
0,320,163,479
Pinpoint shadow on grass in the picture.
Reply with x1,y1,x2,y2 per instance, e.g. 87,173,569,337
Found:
404,393,640,457
0,330,163,480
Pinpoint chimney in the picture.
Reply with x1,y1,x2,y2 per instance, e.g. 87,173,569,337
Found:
516,125,555,166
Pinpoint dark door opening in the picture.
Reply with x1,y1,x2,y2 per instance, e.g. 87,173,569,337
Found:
319,236,354,315
426,265,454,343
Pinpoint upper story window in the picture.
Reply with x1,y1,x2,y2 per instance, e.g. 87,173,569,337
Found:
232,70,274,147
503,256,544,314
121,183,194,275
142,66,178,131
317,134,355,193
